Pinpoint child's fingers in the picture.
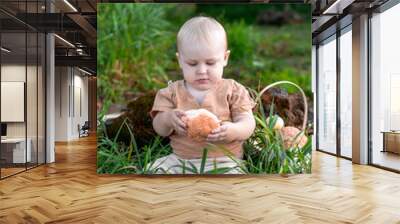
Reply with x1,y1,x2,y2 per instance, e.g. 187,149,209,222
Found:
174,110,186,118
206,135,218,142
180,115,188,126
211,125,227,134
207,125,228,141
210,128,219,134
206,136,224,142
173,119,186,135
176,126,187,136
172,116,187,136
173,114,187,128
211,127,222,134
206,131,227,142
177,118,187,129
173,111,188,127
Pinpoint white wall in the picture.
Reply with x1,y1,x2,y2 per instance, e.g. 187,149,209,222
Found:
1,65,38,137
72,72,89,138
46,33,55,163
1,65,26,139
352,14,369,164
1,63,46,164
55,67,89,141
55,67,69,141
312,45,316,151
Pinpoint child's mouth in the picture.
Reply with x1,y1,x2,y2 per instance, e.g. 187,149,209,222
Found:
196,79,209,84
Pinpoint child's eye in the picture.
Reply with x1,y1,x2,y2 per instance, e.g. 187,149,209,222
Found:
206,62,216,66
187,62,197,66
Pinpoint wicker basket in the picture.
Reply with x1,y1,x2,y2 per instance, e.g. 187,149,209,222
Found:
257,81,308,131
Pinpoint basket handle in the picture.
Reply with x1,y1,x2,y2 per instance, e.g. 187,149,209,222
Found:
257,81,308,131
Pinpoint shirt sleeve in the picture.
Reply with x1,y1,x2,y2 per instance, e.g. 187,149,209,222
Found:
149,85,176,119
229,81,256,118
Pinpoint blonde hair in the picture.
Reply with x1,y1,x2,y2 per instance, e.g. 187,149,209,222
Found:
177,16,227,52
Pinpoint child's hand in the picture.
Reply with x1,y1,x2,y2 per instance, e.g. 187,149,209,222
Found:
168,109,188,136
206,121,237,143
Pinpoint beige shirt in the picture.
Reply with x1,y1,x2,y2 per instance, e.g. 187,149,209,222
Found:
150,79,256,159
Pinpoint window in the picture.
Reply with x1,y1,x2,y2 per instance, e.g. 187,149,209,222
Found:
339,26,352,158
0,1,46,179
317,35,337,154
370,2,400,171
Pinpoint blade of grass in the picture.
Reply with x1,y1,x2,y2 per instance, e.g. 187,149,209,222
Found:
199,148,209,174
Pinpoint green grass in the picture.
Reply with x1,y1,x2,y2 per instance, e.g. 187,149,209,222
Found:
97,4,176,113
97,87,312,175
97,118,172,174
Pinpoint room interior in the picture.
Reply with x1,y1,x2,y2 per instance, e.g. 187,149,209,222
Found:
0,0,97,179
369,5,400,170
0,0,399,222
0,30,46,177
312,0,400,172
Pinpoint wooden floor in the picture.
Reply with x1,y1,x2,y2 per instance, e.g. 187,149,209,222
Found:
372,150,400,171
1,163,45,178
1,136,400,223
1,167,26,177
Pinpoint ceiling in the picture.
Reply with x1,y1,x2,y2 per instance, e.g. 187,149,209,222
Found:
311,0,390,43
0,0,97,75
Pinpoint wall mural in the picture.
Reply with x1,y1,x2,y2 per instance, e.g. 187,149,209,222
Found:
97,3,312,175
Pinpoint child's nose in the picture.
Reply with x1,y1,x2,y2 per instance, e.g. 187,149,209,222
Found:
196,64,207,74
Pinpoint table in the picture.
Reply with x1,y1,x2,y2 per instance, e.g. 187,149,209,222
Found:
1,138,31,163
381,131,400,154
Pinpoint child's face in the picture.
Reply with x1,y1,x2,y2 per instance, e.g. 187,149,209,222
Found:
177,37,230,91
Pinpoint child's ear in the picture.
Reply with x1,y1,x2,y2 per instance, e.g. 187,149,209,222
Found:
176,52,182,68
223,50,231,66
